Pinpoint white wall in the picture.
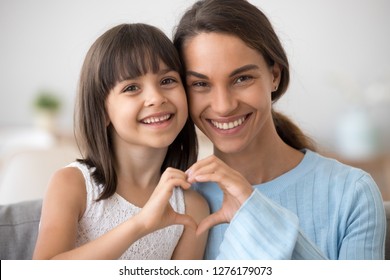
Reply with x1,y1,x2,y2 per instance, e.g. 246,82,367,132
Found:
1,0,389,156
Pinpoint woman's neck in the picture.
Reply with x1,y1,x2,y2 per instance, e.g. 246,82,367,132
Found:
214,132,303,185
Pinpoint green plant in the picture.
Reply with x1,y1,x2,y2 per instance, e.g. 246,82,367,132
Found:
33,91,61,113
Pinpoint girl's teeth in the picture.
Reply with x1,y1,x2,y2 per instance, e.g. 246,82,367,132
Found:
143,114,170,124
211,116,246,130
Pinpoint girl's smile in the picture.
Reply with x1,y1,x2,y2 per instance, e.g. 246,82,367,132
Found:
140,112,174,128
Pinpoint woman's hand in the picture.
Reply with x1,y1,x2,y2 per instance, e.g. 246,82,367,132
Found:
137,167,197,234
186,155,253,235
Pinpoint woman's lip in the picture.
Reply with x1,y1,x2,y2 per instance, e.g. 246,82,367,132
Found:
206,113,251,131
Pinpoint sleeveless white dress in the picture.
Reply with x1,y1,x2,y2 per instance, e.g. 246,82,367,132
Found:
68,162,185,260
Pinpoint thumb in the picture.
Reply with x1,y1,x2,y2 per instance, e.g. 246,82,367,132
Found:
174,213,198,231
196,211,226,236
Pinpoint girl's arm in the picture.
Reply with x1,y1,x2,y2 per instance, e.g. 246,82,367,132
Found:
33,167,88,259
171,189,209,259
33,167,197,259
33,167,150,259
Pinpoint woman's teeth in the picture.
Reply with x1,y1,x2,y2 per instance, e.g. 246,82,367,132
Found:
211,116,246,130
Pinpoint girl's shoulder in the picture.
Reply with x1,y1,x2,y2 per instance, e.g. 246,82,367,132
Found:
42,163,87,223
183,188,210,222
50,164,86,191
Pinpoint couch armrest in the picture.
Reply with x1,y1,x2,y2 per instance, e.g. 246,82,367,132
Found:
385,201,390,260
0,199,42,260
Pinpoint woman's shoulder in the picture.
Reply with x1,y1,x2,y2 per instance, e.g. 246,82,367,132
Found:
305,150,380,197
307,150,371,179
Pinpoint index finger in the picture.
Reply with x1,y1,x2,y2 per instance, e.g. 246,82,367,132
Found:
186,155,225,182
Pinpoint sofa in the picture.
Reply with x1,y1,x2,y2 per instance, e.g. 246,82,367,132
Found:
1,199,389,260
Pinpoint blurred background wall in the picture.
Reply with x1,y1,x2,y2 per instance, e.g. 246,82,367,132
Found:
1,0,390,202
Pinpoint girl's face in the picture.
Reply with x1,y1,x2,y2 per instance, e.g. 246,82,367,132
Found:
182,32,281,154
105,62,188,151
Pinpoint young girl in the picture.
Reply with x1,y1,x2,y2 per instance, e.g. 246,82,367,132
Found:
33,23,209,259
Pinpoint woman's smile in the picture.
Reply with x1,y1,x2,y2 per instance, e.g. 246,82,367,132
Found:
207,113,251,133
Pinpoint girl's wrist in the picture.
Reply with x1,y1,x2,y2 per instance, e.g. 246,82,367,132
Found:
128,213,152,239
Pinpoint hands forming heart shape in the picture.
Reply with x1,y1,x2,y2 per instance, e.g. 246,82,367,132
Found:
139,155,253,236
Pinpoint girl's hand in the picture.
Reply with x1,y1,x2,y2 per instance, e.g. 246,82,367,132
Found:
138,167,197,234
186,155,253,235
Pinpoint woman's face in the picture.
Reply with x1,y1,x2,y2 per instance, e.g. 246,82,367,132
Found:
182,33,281,154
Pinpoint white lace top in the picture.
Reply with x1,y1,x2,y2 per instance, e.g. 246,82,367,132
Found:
67,162,185,260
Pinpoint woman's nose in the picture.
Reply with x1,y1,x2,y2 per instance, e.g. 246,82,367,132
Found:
210,87,237,116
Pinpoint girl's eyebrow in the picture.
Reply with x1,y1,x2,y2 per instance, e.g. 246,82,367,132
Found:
158,68,176,75
119,68,176,82
186,64,259,80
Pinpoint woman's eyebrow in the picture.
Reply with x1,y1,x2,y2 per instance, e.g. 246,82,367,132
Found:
186,70,209,79
186,64,259,79
229,64,259,77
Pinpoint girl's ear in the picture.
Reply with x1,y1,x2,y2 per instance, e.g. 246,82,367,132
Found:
103,106,111,127
271,63,282,91
105,113,111,127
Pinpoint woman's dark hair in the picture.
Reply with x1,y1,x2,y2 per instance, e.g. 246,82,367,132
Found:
174,0,315,151
75,23,197,200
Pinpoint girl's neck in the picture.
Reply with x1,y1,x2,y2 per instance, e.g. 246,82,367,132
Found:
113,147,167,208
115,147,167,190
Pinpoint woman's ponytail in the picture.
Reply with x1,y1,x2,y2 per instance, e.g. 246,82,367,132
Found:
272,110,316,151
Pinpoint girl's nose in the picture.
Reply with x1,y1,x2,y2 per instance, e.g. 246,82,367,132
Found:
144,88,167,107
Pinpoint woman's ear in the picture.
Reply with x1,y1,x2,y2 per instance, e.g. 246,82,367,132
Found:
271,63,282,91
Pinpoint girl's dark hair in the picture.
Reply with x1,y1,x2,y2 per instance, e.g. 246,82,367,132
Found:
75,23,197,200
174,0,315,151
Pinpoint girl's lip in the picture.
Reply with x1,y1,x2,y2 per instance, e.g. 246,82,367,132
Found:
140,112,174,124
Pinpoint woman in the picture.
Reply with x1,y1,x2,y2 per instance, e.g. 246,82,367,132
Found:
174,0,386,259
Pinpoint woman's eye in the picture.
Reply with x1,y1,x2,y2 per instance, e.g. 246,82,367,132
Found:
192,81,208,88
235,75,252,84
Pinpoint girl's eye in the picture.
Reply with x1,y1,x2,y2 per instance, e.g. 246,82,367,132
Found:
161,78,177,86
123,84,139,92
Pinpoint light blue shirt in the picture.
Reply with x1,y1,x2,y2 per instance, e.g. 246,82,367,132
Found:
193,150,386,259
